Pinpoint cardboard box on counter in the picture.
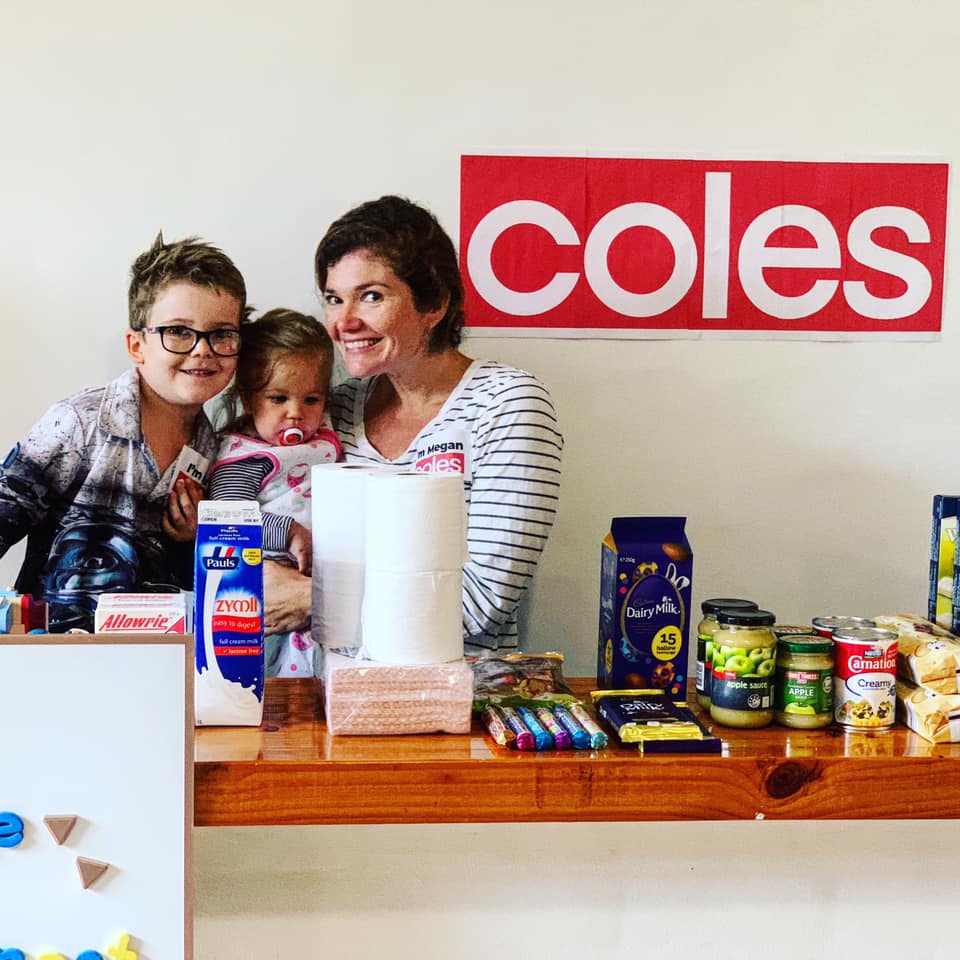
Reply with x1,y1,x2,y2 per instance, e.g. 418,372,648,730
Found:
597,517,692,696
95,592,192,634
928,496,960,632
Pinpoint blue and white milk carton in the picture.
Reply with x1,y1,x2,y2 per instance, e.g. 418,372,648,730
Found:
194,500,264,726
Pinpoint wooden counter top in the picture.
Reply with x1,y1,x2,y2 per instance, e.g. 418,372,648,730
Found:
194,678,960,825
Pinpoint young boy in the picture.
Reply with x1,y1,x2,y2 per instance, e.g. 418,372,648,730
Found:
0,233,247,632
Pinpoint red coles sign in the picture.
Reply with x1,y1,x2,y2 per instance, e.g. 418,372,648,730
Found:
459,155,948,336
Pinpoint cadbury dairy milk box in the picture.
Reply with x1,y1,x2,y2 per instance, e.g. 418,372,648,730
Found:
597,517,693,695
194,501,264,726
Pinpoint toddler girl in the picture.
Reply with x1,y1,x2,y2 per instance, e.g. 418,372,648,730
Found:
209,308,341,676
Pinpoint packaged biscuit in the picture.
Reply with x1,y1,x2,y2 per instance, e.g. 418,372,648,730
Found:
873,613,960,691
896,678,960,743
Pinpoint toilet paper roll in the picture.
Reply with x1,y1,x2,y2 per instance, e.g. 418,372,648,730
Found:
361,569,464,664
364,472,467,574
311,464,388,649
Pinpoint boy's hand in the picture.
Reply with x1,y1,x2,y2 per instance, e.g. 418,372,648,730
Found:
164,478,202,542
287,521,312,576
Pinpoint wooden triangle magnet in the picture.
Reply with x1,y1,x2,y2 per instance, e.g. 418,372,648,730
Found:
43,814,77,846
76,856,109,889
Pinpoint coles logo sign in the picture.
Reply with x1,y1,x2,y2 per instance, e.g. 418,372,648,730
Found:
460,155,948,335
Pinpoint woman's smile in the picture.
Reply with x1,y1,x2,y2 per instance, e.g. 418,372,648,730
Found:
322,250,442,379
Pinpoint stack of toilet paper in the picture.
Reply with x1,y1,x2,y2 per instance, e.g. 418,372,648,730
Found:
311,465,472,734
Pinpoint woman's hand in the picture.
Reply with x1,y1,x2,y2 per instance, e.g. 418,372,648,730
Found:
263,559,312,635
163,478,203,542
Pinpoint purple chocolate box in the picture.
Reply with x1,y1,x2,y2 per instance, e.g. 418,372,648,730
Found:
597,517,693,695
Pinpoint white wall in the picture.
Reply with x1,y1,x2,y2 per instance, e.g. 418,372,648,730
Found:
2,2,957,675
3,1,958,954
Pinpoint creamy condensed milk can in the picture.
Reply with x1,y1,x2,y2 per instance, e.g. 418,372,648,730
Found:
832,627,898,730
811,616,876,638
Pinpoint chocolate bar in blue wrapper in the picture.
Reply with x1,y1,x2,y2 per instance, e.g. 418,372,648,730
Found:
591,691,721,753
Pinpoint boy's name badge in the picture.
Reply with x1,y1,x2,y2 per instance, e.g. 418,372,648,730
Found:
413,429,470,480
169,446,210,492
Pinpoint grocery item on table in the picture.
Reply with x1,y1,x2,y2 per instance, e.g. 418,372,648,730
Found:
552,704,592,749
323,648,473,735
517,705,553,750
774,635,834,729
95,592,192,634
480,705,517,747
194,500,264,727
535,706,572,748
597,517,692,696
896,678,960,743
695,598,759,710
568,700,609,748
833,627,898,730
811,616,876,638
499,705,536,750
928,495,960,631
709,608,777,729
0,592,47,633
471,652,578,710
873,613,960,693
591,690,721,753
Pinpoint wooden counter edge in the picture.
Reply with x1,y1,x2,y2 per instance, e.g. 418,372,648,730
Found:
194,752,960,826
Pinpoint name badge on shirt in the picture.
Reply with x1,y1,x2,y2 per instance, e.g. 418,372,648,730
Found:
413,429,471,481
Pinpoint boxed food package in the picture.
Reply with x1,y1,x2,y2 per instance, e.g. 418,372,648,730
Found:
928,496,960,631
95,592,192,633
597,517,692,695
896,677,960,743
873,613,960,693
323,649,473,735
194,501,264,726
0,592,47,633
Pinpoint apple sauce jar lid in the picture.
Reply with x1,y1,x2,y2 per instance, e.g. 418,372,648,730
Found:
779,635,833,655
716,609,776,627
701,598,759,616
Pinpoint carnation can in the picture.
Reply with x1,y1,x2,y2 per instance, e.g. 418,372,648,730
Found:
811,616,876,638
832,627,898,729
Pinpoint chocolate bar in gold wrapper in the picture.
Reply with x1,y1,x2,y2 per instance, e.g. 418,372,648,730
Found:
590,690,721,753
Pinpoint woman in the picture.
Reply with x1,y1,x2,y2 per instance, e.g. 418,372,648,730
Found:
265,195,562,652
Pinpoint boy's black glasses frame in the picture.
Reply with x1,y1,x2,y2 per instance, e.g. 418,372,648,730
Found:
141,325,241,357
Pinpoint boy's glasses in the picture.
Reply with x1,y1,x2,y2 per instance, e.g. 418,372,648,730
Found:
142,325,241,357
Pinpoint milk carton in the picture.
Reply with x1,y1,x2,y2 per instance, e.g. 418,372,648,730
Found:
597,517,693,695
95,592,192,633
194,501,264,726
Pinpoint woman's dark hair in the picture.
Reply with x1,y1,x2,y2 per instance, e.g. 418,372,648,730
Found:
314,195,465,353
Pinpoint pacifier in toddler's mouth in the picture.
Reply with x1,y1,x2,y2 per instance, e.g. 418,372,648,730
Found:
279,427,305,446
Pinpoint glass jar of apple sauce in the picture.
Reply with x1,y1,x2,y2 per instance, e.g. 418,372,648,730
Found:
774,636,834,729
696,598,759,710
710,609,777,729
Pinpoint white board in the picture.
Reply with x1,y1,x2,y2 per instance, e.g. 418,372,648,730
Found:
0,635,193,959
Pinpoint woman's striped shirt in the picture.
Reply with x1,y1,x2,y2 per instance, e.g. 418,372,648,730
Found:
328,360,563,651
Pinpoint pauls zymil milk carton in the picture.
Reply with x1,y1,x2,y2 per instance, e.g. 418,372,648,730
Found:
194,501,264,726
597,517,693,695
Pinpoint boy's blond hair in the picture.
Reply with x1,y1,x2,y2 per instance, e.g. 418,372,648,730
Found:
128,232,249,330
